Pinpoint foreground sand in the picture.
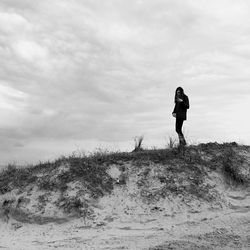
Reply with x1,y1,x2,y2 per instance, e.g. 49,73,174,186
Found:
1,187,249,250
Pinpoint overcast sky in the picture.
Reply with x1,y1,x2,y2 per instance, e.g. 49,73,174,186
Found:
0,0,250,165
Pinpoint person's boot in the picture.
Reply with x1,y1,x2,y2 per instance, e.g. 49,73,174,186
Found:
178,134,186,146
181,136,187,146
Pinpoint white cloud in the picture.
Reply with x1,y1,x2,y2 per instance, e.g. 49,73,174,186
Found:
12,39,48,61
0,12,32,34
0,84,28,127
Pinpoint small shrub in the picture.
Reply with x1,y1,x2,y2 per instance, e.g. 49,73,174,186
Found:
133,136,144,152
0,165,37,194
37,177,55,190
221,147,245,185
167,136,176,149
56,196,93,224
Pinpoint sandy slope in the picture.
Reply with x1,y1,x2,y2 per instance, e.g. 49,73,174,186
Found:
0,144,249,249
0,191,249,250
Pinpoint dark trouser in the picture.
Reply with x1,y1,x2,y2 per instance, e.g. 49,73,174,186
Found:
175,118,186,145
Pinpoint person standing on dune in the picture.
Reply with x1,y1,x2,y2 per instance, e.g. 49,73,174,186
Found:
172,87,189,147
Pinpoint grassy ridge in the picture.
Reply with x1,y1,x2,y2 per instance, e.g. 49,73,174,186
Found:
0,142,249,197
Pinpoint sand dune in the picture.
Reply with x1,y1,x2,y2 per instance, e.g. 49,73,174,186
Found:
0,142,249,249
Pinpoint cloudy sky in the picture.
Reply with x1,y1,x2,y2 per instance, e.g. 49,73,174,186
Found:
0,0,250,165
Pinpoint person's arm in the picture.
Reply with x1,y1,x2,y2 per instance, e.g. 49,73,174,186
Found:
172,103,177,117
183,95,189,109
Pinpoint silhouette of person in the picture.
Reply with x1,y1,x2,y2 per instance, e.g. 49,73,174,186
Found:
172,87,189,146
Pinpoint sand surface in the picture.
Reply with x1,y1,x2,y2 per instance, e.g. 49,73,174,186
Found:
0,188,249,250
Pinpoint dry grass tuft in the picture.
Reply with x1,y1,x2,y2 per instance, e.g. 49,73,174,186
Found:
133,136,144,152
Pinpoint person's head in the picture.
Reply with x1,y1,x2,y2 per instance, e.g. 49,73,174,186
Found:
175,87,184,102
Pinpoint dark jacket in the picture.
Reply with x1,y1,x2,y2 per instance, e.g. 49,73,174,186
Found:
172,94,189,120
